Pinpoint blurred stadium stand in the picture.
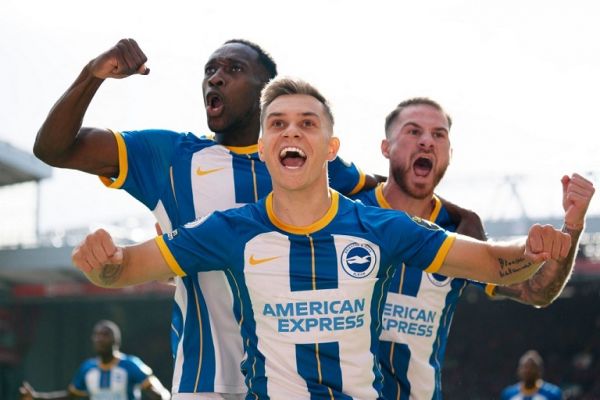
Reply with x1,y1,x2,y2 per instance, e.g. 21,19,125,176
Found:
0,138,598,398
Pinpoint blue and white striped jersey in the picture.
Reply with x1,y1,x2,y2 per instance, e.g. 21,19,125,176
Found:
352,184,491,400
500,381,563,400
156,191,455,399
101,129,367,396
69,353,152,400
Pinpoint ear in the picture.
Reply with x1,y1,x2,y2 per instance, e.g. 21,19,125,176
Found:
327,136,340,161
381,138,390,159
258,138,265,161
448,146,453,165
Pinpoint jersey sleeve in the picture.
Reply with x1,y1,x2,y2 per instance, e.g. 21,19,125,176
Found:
69,360,92,395
155,212,237,276
124,356,153,385
99,129,181,210
328,156,366,196
378,210,455,274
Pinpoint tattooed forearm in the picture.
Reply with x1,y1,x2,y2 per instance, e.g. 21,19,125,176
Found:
98,264,124,286
498,257,534,278
495,226,583,306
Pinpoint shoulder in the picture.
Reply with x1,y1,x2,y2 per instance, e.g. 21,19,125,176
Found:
118,354,152,374
77,357,99,372
540,381,562,397
500,383,519,399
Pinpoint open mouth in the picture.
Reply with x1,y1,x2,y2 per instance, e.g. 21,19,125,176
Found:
279,147,307,169
206,93,224,117
413,156,433,177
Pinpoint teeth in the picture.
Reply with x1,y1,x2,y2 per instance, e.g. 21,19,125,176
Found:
279,147,306,158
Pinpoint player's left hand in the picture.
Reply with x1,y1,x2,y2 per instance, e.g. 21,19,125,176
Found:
524,224,571,263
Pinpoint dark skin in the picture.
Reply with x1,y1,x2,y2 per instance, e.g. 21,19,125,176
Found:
19,322,167,400
33,38,383,190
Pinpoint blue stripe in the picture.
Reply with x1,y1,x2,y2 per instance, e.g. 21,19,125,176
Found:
227,269,268,398
429,279,467,399
171,302,184,359
295,342,351,399
290,235,338,292
169,154,195,227
99,370,110,388
177,277,216,392
400,267,422,297
232,153,272,204
379,341,411,400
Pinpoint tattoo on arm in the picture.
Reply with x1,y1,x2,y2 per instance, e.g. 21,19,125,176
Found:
99,264,123,286
496,226,582,306
498,257,534,278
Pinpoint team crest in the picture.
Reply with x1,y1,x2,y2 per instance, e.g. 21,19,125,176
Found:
411,216,441,231
341,242,377,278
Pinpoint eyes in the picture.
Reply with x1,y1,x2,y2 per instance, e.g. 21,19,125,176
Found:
268,119,318,129
204,63,244,76
406,128,448,139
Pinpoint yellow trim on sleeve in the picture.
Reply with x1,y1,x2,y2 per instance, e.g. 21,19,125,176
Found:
485,284,496,297
68,385,88,397
424,233,456,274
347,168,366,196
99,130,128,189
155,236,187,277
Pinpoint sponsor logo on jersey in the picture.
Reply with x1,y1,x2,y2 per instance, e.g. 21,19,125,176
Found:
341,242,376,278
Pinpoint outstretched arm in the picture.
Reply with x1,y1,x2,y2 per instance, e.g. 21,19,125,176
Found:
439,224,571,285
33,38,149,177
19,382,84,400
493,173,595,306
142,376,171,400
71,229,174,288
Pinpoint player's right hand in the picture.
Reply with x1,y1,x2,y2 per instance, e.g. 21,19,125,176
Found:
87,38,149,79
524,224,571,263
72,229,124,273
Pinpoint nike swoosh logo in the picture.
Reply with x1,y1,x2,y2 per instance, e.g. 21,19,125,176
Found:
249,255,281,266
196,167,225,176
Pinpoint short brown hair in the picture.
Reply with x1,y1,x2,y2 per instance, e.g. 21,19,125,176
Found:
384,97,452,138
260,77,335,126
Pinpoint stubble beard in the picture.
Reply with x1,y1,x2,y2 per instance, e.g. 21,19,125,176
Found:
391,163,447,200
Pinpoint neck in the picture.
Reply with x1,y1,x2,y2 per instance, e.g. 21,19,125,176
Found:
381,181,435,219
523,379,542,391
213,116,261,147
99,351,116,365
271,180,332,228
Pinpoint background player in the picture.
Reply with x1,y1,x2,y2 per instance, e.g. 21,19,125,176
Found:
352,97,594,399
19,320,169,400
70,77,571,399
500,350,563,400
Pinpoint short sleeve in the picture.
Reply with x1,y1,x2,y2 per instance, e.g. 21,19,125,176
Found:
328,156,366,196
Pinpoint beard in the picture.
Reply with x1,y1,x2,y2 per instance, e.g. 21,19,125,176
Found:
391,162,447,200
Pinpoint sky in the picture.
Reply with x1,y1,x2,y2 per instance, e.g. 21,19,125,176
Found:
1,0,599,238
